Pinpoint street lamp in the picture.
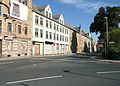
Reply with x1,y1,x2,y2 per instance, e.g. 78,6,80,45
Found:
104,17,109,55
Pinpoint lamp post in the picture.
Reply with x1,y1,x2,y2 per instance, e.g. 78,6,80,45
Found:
104,17,109,55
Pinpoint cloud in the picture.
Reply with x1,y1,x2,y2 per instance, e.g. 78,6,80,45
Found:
58,0,119,13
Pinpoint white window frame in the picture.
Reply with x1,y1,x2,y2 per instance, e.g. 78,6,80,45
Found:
35,28,39,37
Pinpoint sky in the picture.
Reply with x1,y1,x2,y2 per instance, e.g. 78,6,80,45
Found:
32,0,120,42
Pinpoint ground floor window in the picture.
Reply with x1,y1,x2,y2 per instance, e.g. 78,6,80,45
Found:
5,40,13,51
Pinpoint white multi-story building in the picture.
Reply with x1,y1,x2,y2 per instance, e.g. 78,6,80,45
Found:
32,5,69,55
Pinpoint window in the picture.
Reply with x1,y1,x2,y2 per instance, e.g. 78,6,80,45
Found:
12,3,20,17
57,25,59,31
53,33,56,40
46,31,48,39
67,37,68,42
66,29,68,34
40,29,43,38
65,29,66,34
23,0,28,6
65,36,68,42
19,0,22,3
35,15,39,25
63,36,65,41
49,32,52,39
60,26,62,32
54,23,56,30
60,19,61,24
35,28,38,37
63,27,64,33
0,5,1,16
65,36,66,42
46,20,48,28
61,20,63,24
24,27,28,35
57,34,59,41
7,22,12,32
46,11,48,17
60,35,62,41
18,25,21,34
40,17,43,25
50,22,52,29
65,29,68,34
49,13,51,18
0,20,2,33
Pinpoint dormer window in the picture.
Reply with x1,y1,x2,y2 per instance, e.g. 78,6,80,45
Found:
61,20,63,24
49,13,51,18
23,0,28,6
19,0,22,3
46,11,48,17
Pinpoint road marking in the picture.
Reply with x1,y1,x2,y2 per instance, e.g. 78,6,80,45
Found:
0,61,14,65
33,64,37,66
52,61,61,63
97,71,120,74
6,75,63,85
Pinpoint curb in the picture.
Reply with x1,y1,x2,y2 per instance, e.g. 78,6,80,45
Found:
0,56,32,61
99,60,120,64
0,54,71,61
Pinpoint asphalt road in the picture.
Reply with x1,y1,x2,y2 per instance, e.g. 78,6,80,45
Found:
0,55,120,86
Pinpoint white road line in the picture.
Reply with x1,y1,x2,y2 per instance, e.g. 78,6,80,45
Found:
0,61,14,65
97,71,120,74
52,61,61,62
6,75,63,85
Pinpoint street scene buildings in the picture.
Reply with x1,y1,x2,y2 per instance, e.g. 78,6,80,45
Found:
0,0,96,58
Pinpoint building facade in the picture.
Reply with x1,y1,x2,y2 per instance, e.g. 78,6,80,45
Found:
79,30,92,53
0,1,96,58
32,5,69,55
0,0,32,57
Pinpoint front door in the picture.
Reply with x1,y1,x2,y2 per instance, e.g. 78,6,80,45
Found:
35,44,40,55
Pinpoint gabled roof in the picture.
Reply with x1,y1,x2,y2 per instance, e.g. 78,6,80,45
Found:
53,14,61,19
38,4,49,11
32,5,39,12
32,5,81,34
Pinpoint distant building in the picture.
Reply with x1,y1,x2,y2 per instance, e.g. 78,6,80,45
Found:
75,27,97,53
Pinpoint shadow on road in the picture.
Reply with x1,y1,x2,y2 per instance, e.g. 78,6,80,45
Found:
63,70,120,82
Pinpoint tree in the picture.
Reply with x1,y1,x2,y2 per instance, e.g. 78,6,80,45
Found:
108,29,120,59
70,32,77,53
90,6,120,39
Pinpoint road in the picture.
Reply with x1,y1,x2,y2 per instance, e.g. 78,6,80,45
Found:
0,55,120,86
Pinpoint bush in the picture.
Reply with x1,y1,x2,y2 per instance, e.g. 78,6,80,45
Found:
102,29,120,59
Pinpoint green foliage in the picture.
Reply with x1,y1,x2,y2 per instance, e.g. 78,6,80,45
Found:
105,29,120,59
109,29,120,53
90,6,120,39
109,28,120,42
70,32,77,53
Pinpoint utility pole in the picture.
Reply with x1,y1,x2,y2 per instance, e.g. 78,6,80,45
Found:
104,17,109,55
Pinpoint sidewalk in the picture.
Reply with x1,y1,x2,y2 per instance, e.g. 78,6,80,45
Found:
1,54,120,64
0,56,32,61
99,60,120,64
0,54,72,61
